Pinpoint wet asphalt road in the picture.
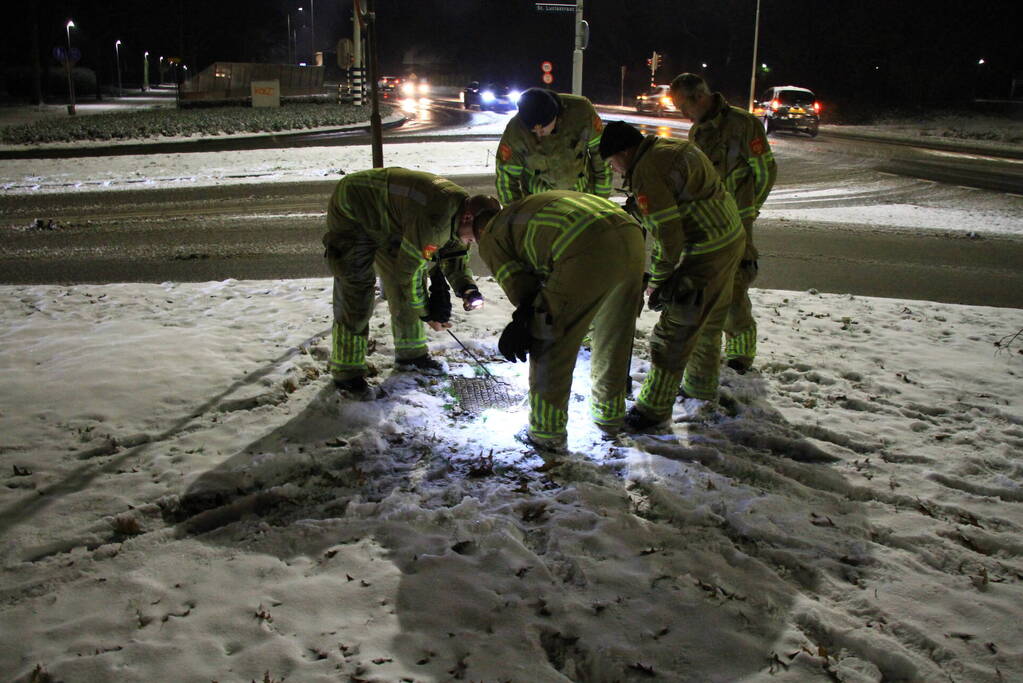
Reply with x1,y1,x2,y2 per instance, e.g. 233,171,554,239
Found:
1,101,1021,308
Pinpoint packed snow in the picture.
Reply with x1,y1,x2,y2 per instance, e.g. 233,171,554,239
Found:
1,106,1022,682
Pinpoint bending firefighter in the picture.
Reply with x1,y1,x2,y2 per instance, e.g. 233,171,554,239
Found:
474,191,645,451
495,87,612,204
599,121,745,430
322,167,498,395
671,73,776,373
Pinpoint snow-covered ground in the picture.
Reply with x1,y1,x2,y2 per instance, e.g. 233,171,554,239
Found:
1,109,1022,682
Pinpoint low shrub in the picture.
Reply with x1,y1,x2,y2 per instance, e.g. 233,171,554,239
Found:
0,101,392,145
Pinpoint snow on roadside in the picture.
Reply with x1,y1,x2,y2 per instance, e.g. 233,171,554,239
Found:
1,278,1021,682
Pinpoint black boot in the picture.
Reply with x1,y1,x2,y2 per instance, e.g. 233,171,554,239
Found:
726,357,752,375
333,376,373,399
624,406,667,432
396,355,445,375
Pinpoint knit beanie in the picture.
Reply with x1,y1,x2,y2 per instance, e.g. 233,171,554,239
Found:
516,88,561,128
598,120,644,158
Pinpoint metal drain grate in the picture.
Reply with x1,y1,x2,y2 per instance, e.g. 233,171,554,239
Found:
450,376,519,414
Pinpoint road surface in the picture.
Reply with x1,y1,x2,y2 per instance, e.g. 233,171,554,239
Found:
1,100,1020,308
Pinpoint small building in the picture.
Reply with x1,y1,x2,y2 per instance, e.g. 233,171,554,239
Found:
179,62,324,102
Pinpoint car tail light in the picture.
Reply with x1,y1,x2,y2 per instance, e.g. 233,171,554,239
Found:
813,101,821,114
770,99,780,110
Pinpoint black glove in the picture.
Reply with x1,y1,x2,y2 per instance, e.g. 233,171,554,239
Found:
740,259,759,283
421,268,452,324
498,304,533,362
648,274,705,314
648,283,670,312
624,194,641,221
457,284,485,311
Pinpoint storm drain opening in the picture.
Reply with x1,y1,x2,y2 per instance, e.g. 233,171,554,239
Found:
449,375,520,414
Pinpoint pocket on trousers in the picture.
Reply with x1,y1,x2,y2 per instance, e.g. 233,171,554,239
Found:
674,287,705,326
530,292,560,341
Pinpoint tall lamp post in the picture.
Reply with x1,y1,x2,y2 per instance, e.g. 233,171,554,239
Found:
115,39,123,95
310,0,316,64
65,19,76,115
159,55,164,85
286,13,293,63
747,0,761,112
143,51,150,91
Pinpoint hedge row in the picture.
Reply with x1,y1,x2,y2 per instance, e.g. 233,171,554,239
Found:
1,102,392,145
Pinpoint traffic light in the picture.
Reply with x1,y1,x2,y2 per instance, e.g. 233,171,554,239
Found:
651,51,660,72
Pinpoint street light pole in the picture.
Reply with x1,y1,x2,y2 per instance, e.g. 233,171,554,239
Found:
65,19,76,115
115,39,123,96
571,0,588,96
365,0,382,167
286,13,292,63
143,51,150,91
747,0,761,112
310,0,316,64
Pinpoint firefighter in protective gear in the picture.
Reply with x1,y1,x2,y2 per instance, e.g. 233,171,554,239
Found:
322,168,498,394
599,121,745,429
495,88,612,205
474,191,645,451
671,73,777,375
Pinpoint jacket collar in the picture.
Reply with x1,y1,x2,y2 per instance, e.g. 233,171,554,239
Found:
698,92,730,126
624,135,659,188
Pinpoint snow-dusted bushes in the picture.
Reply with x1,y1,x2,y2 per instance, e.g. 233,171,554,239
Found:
0,102,393,145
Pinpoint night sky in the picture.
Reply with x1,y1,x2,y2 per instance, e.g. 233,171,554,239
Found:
3,1,1020,115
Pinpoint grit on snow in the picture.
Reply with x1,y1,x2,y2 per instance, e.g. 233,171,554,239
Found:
1,108,1023,681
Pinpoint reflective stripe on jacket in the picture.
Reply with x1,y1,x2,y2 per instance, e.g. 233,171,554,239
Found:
689,93,777,222
495,93,612,204
625,136,743,287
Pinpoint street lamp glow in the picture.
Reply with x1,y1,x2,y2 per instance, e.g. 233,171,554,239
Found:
114,39,123,95
66,19,74,29
978,58,986,65
701,62,708,68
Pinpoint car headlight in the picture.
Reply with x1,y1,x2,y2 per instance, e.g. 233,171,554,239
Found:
508,90,521,104
401,82,415,96
481,90,496,103
418,82,430,95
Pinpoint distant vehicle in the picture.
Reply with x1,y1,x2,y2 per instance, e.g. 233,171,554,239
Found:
401,77,430,97
378,76,403,100
635,84,677,116
754,85,820,137
462,81,522,112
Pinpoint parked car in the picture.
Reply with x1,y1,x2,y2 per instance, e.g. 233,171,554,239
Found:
377,75,403,101
635,84,677,116
462,81,522,112
754,85,820,137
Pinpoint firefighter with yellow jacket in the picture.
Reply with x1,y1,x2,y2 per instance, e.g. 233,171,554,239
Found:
323,168,498,395
495,88,612,205
473,190,645,451
599,121,745,430
671,73,777,374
